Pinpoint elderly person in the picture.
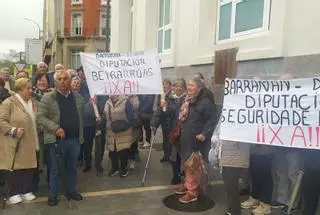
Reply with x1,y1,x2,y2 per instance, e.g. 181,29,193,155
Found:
71,76,81,93
0,68,15,92
105,95,133,178
37,69,84,206
32,74,53,101
0,77,10,104
0,78,38,204
167,78,187,185
175,77,217,204
128,95,141,170
32,62,54,88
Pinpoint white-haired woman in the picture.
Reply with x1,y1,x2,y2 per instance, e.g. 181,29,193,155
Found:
0,78,38,204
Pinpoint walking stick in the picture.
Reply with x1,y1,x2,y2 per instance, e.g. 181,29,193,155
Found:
141,128,157,187
2,138,21,209
286,170,304,214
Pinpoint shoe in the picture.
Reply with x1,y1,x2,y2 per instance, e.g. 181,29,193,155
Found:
270,201,286,208
138,141,144,146
178,193,198,204
66,192,83,201
48,196,59,206
129,160,135,171
21,192,36,201
7,195,23,204
83,165,92,173
171,175,181,185
281,206,299,215
239,186,250,196
175,186,187,195
241,197,259,209
108,169,119,177
120,169,128,177
224,211,232,215
142,142,151,148
160,156,170,163
252,202,271,215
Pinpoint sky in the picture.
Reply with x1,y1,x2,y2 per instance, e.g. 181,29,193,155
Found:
0,0,44,53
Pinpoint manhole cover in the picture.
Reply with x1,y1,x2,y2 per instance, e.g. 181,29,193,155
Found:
162,193,215,212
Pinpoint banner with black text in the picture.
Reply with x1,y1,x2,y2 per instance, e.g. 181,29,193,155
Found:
220,77,320,149
80,50,163,96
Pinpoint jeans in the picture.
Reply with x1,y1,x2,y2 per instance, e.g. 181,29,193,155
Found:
222,167,243,215
139,118,151,143
83,125,96,166
251,154,274,204
302,168,320,215
48,139,80,197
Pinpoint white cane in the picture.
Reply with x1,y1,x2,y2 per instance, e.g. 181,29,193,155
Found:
287,170,304,213
141,128,157,187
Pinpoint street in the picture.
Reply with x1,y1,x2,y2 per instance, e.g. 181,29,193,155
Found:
0,140,295,215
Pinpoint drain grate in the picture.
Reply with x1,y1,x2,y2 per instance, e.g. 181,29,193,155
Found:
162,193,215,212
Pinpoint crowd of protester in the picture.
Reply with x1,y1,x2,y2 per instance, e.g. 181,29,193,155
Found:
0,64,319,215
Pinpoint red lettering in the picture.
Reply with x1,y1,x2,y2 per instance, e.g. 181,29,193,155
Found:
257,126,260,142
112,81,121,94
269,126,284,145
290,126,307,147
123,80,132,94
308,127,312,147
316,127,320,147
262,125,265,143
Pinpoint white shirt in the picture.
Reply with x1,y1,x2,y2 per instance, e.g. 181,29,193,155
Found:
16,94,40,151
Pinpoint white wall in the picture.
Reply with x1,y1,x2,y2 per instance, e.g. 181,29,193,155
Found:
283,0,320,57
110,0,320,68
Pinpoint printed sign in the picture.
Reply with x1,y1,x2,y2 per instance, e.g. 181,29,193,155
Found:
220,77,320,149
80,50,163,96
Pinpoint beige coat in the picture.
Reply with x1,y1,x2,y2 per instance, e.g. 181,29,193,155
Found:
105,97,132,152
0,96,38,170
220,140,250,168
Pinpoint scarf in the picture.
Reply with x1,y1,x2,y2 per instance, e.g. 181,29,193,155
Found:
32,87,53,101
178,95,193,122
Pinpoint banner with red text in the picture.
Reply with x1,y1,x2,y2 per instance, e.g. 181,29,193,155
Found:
80,50,163,96
220,77,320,149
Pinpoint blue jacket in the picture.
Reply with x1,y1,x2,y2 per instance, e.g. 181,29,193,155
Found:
138,95,155,114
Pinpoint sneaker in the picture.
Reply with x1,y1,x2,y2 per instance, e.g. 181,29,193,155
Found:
48,196,59,206
252,202,271,215
178,193,198,204
138,141,144,146
270,201,286,208
241,197,259,209
7,194,23,204
142,142,151,148
224,211,232,215
108,169,119,177
66,192,83,201
175,186,187,195
129,160,135,171
21,192,36,201
120,169,129,177
281,206,299,215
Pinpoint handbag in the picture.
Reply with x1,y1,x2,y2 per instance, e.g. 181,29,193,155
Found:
169,120,182,144
108,104,130,133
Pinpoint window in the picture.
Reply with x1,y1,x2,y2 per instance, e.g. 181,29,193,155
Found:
157,0,172,53
217,0,270,41
101,0,107,5
70,50,83,69
71,0,82,5
72,13,83,36
100,13,107,36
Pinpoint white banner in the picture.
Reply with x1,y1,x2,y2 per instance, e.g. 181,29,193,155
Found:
80,50,163,96
220,77,320,149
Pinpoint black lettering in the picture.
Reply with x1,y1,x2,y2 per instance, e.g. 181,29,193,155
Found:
281,110,290,126
236,80,244,93
227,109,235,123
237,109,246,124
302,111,309,126
292,110,301,126
256,110,264,124
291,95,299,109
224,80,230,96
271,111,280,124
245,95,256,108
313,78,320,90
298,95,311,110
92,71,99,81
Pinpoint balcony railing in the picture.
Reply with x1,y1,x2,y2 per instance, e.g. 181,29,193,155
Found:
62,28,106,37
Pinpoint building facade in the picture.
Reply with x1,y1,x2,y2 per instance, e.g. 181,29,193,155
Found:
110,0,320,104
43,0,107,71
